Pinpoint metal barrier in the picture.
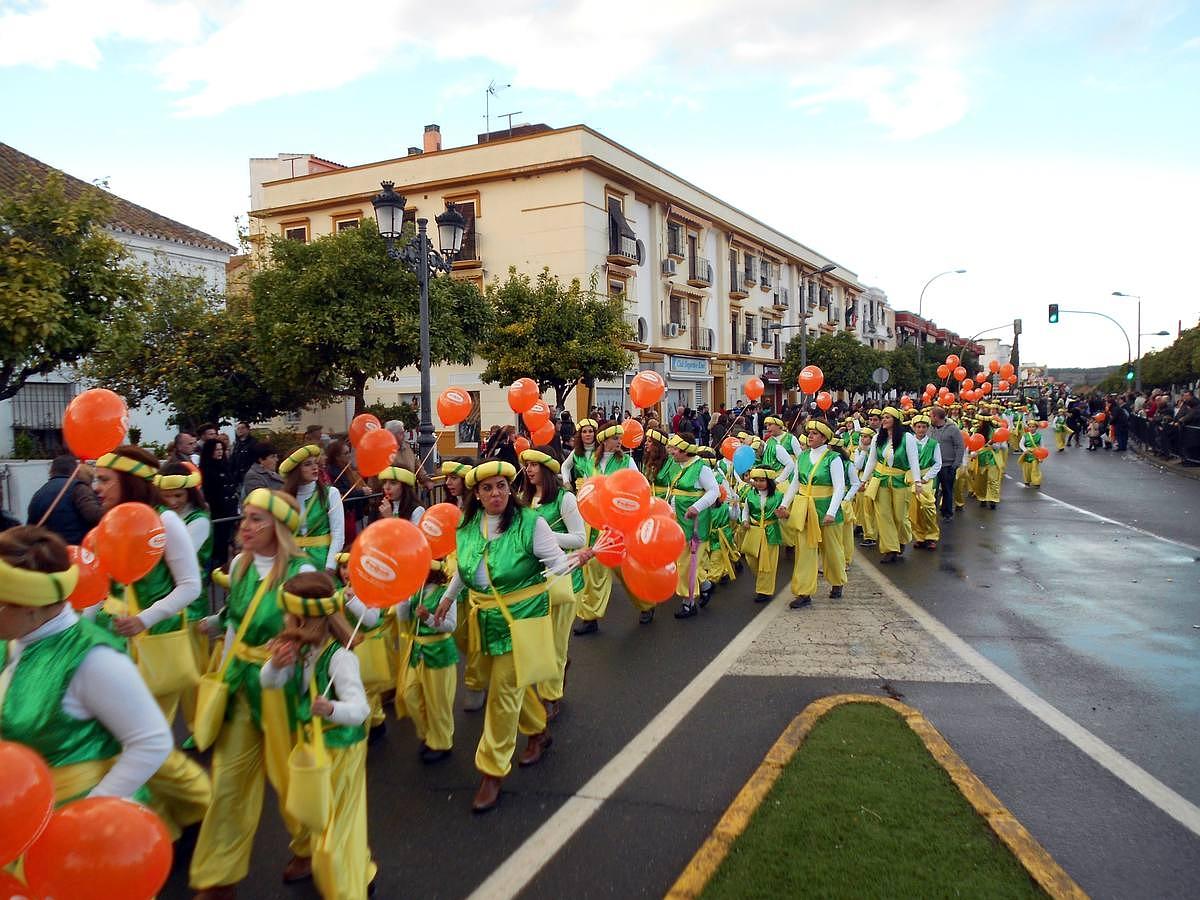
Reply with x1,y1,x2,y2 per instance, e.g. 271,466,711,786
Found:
1130,416,1200,465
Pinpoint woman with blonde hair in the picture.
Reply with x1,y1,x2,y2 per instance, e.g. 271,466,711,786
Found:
281,444,344,574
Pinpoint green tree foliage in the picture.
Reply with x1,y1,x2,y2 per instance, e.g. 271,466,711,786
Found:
248,221,490,414
0,173,146,400
885,344,925,392
85,267,315,427
1139,326,1200,389
781,331,880,394
478,267,634,408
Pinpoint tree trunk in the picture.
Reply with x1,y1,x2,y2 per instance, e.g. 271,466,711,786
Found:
350,371,368,416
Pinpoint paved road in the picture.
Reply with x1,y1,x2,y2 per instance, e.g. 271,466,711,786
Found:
163,448,1200,899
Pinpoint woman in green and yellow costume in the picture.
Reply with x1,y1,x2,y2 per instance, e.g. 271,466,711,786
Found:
908,415,943,550
861,408,922,564
519,448,586,714
831,436,860,575
281,445,344,575
441,459,487,712
189,489,315,897
641,428,677,500
334,552,392,743
852,426,878,546
1019,421,1044,487
560,417,599,488
395,560,458,764
0,525,173,807
698,447,739,589
573,423,637,635
433,461,575,813
665,433,721,619
781,421,847,608
92,446,212,836
260,571,375,900
970,420,1003,509
739,467,785,602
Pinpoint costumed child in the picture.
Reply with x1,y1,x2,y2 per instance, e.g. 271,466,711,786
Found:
699,447,739,588
395,560,458,763
1020,421,1044,487
281,444,345,575
573,422,635,635
336,552,393,743
739,467,785,603
1052,408,1072,452
909,415,943,550
260,571,375,900
441,459,485,712
831,436,860,574
782,420,846,608
972,421,1003,509
375,465,425,524
665,433,720,619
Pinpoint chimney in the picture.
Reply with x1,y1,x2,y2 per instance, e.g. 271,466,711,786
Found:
407,147,422,156
423,124,441,154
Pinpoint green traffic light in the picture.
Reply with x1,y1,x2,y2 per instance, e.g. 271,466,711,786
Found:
1125,370,1134,381
1048,303,1059,324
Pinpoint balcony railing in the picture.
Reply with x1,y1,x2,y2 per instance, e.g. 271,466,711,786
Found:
608,232,638,265
688,255,712,287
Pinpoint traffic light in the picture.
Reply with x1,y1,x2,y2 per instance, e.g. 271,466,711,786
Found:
1125,368,1135,382
1048,303,1059,324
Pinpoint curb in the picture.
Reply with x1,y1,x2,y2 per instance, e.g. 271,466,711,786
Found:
1131,445,1200,481
664,694,1087,900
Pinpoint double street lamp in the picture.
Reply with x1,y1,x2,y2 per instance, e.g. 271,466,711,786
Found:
1112,291,1171,392
372,181,466,475
916,268,966,364
780,263,837,369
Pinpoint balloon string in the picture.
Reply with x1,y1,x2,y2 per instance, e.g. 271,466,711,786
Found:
35,463,82,528
324,614,364,698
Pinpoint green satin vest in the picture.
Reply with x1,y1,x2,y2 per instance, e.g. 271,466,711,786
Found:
873,437,912,489
668,457,711,541
744,490,784,545
570,450,596,488
406,584,459,669
795,449,842,523
529,492,585,593
291,641,367,750
915,437,938,477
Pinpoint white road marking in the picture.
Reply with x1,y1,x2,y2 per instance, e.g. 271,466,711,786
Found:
466,594,792,900
854,557,1200,839
1001,474,1200,554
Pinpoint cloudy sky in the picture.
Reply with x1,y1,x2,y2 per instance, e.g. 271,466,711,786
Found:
3,0,1198,368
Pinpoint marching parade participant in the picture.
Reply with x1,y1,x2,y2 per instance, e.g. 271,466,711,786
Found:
665,433,720,619
433,461,573,813
440,459,486,711
699,447,738,587
971,420,1004,509
781,420,847,608
831,436,860,574
0,525,173,804
335,553,391,743
857,410,883,548
441,459,472,510
641,428,676,499
396,560,458,763
1020,420,1044,487
738,467,784,602
1052,407,1073,451
861,408,922,564
560,417,598,488
92,447,212,836
260,571,375,900
281,445,344,574
519,447,586,712
573,422,636,635
909,415,943,550
375,465,426,523
189,489,314,898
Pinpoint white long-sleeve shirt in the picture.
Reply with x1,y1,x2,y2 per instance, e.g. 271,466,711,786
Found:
914,436,943,482
296,481,344,570
344,591,381,629
861,432,922,488
133,508,202,630
765,436,795,486
443,513,571,603
560,446,596,486
842,457,862,504
532,490,586,551
260,644,370,728
180,504,211,555
0,608,172,800
395,585,458,633
668,459,720,513
212,553,316,657
781,447,846,513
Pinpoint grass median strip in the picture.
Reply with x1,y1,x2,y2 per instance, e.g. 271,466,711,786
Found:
700,702,1047,900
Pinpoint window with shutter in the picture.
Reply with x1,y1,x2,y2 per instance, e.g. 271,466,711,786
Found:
452,200,478,261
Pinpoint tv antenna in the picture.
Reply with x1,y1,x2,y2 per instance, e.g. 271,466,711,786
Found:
484,80,511,141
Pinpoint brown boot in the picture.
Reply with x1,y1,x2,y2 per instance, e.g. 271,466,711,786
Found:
518,730,553,767
282,855,312,883
543,699,560,722
194,886,237,900
472,774,503,813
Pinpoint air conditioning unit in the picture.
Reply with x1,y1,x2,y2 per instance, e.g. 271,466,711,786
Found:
663,322,681,338
661,258,677,276
741,340,753,355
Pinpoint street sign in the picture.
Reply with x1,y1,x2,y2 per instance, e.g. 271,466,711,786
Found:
871,367,890,385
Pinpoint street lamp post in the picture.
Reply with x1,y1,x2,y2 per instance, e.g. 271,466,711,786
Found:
1112,291,1144,391
797,263,837,369
372,181,466,476
916,268,967,365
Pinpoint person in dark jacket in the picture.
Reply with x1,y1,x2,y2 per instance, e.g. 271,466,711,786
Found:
25,455,103,544
228,421,256,486
199,438,238,567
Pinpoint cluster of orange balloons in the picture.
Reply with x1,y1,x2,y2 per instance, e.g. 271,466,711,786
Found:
349,413,398,478
66,501,170,606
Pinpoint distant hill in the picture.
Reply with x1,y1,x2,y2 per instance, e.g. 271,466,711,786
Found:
1045,364,1122,387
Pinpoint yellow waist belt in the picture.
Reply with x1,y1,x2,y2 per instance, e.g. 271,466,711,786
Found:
466,581,549,654
668,488,704,499
52,757,116,805
865,463,912,500
296,534,332,548
788,484,836,548
413,633,452,645
233,642,273,664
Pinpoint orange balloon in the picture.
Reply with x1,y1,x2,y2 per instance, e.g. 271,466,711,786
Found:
988,359,1001,373
507,378,540,414
744,377,765,401
627,514,686,568
513,436,531,457
936,364,950,380
417,503,461,559
998,380,1010,391
523,400,551,431
961,378,974,391
967,433,985,452
436,388,473,427
350,518,431,607
95,503,164,584
648,497,674,519
531,422,555,445
621,557,677,604
816,391,832,411
797,365,824,394
594,527,627,568
993,427,1010,443
1000,362,1015,380
629,371,665,409
976,371,987,383
945,354,960,369
0,741,54,867
348,413,382,448
980,381,993,395
604,468,651,534
67,544,108,610
925,383,936,393
62,388,128,460
0,870,30,898
953,366,967,381
23,796,172,900
621,419,644,449
576,475,609,529
899,395,913,409
1094,412,1106,422
1034,446,1050,461
720,436,740,461
1039,420,1049,429
356,428,398,477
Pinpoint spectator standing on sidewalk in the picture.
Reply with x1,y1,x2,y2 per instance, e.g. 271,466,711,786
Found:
929,407,964,521
229,421,256,485
25,455,102,544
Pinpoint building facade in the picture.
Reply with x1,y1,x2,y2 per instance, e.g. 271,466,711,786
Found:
893,310,984,357
854,286,897,351
248,124,865,452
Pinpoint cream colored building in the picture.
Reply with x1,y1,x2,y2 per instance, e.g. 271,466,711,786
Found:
249,124,864,454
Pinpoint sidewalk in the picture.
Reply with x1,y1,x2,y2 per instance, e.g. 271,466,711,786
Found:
1132,444,1200,481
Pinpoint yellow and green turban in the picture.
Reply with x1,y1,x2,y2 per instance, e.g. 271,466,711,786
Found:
746,467,778,481
868,408,883,417
911,414,932,426
96,452,157,481
281,589,345,618
335,552,350,567
440,461,472,480
764,416,785,428
596,424,624,443
155,471,202,491
279,444,322,477
243,488,301,533
0,556,79,608
377,466,416,486
577,418,599,431
881,406,903,420
519,449,560,473
645,429,667,445
805,420,833,441
466,460,517,489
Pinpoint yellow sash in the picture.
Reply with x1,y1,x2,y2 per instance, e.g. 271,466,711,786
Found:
466,582,550,655
865,462,910,500
52,758,115,805
788,447,835,549
295,535,332,548
233,642,273,664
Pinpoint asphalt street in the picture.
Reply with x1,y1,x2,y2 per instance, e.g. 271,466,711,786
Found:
163,447,1200,899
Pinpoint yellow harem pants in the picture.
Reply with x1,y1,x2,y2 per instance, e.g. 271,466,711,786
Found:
858,492,878,540
791,522,847,598
538,575,578,702
181,621,211,731
840,500,857,570
675,539,708,600
310,741,376,900
873,482,912,554
909,484,940,543
1021,456,1043,486
189,691,303,890
979,464,1002,503
955,463,972,507
148,690,213,839
475,651,548,779
401,657,456,751
577,557,613,622
454,598,486,693
1054,430,1069,451
741,526,779,596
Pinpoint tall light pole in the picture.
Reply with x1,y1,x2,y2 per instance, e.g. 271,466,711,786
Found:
1112,291,1143,391
373,181,466,475
797,263,837,369
916,268,966,364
